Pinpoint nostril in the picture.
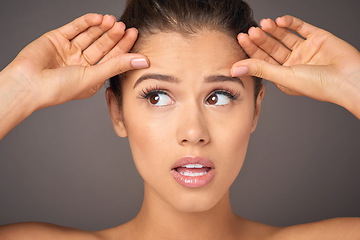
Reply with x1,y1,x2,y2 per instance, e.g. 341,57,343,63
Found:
179,135,209,145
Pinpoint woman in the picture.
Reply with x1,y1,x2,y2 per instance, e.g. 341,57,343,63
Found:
0,0,359,239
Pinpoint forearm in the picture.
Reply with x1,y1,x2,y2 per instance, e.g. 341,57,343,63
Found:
0,68,38,140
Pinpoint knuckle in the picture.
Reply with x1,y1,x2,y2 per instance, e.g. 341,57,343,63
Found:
115,65,127,75
82,52,93,65
71,22,81,34
269,42,279,55
295,20,305,33
114,61,131,75
84,13,94,25
86,29,97,41
95,41,106,53
91,83,103,95
253,62,265,79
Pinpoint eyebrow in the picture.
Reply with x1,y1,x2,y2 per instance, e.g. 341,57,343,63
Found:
133,73,179,89
205,75,245,88
133,73,245,89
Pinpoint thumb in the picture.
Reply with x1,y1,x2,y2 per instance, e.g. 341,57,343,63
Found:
231,58,294,85
231,58,302,96
86,53,149,85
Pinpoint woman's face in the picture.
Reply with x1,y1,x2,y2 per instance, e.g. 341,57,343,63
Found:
107,30,264,212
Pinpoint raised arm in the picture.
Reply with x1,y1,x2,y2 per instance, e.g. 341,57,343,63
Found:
0,13,149,140
231,15,360,119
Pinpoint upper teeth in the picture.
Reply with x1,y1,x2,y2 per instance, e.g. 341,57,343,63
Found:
181,164,204,168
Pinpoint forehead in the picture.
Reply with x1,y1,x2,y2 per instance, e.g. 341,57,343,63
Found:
132,30,247,77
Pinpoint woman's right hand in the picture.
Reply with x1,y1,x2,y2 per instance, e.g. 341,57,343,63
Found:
0,13,149,140
2,13,149,110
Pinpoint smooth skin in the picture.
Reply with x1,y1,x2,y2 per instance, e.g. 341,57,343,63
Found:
106,30,267,240
0,14,359,239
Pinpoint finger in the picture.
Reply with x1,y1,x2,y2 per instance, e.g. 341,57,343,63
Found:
83,21,127,65
57,13,103,40
274,84,302,96
85,53,150,86
71,14,116,51
231,58,303,95
77,54,150,99
232,59,290,83
247,26,292,64
99,27,138,64
260,18,304,51
231,59,338,100
237,32,278,64
275,15,319,39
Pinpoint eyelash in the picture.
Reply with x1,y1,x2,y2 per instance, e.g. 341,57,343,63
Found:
210,89,241,101
138,86,167,99
137,86,241,103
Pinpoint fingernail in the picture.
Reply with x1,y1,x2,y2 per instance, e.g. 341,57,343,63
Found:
131,58,149,69
232,66,248,77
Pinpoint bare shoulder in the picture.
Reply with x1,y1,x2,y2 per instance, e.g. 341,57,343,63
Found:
0,222,102,240
271,217,360,240
235,216,281,239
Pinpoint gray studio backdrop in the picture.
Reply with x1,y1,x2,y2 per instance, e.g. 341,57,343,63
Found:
0,0,359,231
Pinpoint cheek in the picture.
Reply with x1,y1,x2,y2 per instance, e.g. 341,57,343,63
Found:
210,105,255,185
123,105,176,179
223,121,252,172
120,79,173,176
122,84,256,191
223,111,253,154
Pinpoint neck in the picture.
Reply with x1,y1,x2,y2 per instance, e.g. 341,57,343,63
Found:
130,184,241,240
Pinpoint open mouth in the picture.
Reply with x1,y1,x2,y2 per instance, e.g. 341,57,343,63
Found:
173,164,211,177
171,157,216,188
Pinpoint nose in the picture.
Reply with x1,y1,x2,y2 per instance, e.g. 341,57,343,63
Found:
176,106,210,146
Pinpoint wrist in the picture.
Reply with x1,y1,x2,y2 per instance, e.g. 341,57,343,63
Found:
0,67,39,117
333,71,360,119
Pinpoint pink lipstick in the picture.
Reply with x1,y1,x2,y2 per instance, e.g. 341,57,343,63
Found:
171,156,215,188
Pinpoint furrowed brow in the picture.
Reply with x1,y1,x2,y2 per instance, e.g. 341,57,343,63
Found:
205,75,245,88
133,73,179,89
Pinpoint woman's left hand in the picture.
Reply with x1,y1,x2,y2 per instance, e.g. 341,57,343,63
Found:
231,15,360,119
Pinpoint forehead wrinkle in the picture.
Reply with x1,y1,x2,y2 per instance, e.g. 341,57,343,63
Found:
130,31,249,89
133,72,246,90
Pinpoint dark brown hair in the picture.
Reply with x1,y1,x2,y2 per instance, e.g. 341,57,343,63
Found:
110,0,262,105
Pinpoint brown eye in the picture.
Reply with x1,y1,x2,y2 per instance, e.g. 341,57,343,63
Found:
149,94,160,105
146,92,174,106
206,91,236,106
207,94,218,105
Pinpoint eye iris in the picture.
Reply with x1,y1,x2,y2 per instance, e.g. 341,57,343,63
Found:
149,94,160,104
208,94,218,105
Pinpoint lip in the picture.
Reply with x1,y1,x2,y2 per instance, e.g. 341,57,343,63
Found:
171,156,216,188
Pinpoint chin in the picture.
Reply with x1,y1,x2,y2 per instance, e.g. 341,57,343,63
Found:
176,203,216,213
168,188,227,213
